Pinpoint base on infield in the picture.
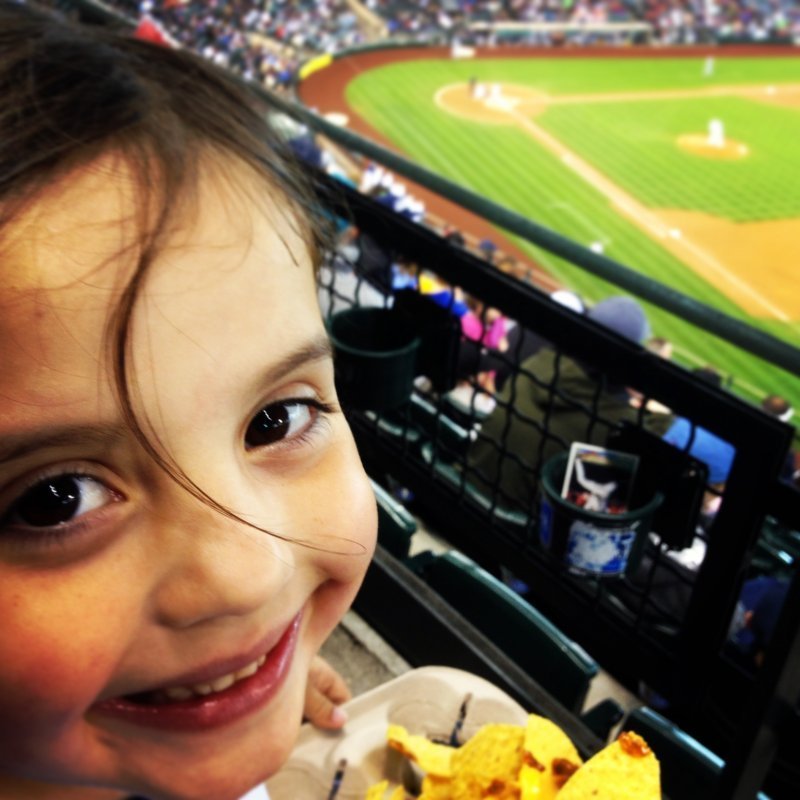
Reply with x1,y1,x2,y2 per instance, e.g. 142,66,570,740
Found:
435,82,548,123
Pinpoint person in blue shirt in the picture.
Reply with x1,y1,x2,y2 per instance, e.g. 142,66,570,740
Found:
663,368,735,485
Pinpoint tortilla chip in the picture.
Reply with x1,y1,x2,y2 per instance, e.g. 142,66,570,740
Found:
518,764,543,800
557,730,660,800
364,780,407,799
520,713,583,800
418,774,454,800
451,723,525,799
387,724,456,778
365,779,390,800
452,772,521,799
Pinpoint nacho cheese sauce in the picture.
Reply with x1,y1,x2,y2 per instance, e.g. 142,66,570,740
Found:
552,758,580,787
522,752,545,771
618,731,652,757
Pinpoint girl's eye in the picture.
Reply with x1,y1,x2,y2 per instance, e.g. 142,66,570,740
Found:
244,400,317,449
4,474,117,529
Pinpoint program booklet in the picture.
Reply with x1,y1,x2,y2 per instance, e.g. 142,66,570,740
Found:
561,443,640,515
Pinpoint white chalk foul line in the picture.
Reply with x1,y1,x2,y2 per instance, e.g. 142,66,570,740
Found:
546,81,800,107
505,106,792,323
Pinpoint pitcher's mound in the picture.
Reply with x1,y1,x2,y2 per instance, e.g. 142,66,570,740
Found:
677,134,749,160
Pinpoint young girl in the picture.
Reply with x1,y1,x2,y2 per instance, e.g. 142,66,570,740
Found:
0,4,377,799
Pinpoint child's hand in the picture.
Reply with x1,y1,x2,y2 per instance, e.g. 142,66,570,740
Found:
303,655,351,729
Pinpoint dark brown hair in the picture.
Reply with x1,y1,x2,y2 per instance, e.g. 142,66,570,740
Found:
0,1,338,546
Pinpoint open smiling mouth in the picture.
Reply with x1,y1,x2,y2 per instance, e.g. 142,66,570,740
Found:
127,652,269,705
92,613,302,732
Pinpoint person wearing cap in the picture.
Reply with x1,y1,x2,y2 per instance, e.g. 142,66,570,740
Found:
762,394,794,424
550,289,586,315
466,295,672,510
761,394,796,483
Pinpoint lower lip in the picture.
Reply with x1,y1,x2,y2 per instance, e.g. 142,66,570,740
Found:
92,613,302,732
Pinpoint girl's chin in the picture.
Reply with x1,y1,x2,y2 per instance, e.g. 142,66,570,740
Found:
76,658,309,800
111,732,295,800
147,774,273,800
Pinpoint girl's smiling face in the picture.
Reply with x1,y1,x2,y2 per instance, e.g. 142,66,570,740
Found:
0,155,377,800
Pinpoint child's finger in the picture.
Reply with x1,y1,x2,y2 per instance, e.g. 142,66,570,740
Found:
303,656,351,729
311,655,352,704
303,683,349,729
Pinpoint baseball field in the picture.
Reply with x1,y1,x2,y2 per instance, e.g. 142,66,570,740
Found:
304,50,800,411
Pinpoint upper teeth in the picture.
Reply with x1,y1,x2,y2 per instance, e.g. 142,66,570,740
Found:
162,654,266,701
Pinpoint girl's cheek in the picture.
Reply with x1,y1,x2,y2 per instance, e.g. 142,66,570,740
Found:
272,422,377,581
319,446,377,581
0,582,127,723
0,623,114,712
0,628,113,769
298,439,377,642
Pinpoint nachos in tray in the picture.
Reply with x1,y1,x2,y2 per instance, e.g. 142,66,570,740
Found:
364,712,660,799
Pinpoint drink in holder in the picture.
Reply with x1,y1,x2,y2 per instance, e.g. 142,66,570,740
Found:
539,446,663,578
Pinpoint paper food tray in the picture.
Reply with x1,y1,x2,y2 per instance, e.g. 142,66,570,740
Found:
266,666,528,800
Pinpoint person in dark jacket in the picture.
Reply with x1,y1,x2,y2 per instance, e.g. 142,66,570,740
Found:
466,296,671,510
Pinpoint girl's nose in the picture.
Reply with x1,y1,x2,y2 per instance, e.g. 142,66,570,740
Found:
149,501,294,630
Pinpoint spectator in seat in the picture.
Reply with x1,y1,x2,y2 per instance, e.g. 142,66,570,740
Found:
728,575,791,670
761,394,796,483
449,296,510,414
466,295,671,510
762,393,795,423
458,288,585,395
662,367,736,487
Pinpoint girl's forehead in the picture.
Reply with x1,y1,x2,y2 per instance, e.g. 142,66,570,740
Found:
0,152,294,297
0,156,145,295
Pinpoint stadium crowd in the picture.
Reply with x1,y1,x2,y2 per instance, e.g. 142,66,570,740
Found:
87,0,799,440
105,0,366,90
96,0,799,94
640,0,800,44
364,0,799,44
74,0,798,419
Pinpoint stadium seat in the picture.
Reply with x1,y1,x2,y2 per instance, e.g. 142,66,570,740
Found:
406,550,624,738
365,392,470,459
365,408,423,446
625,706,771,800
752,516,800,576
419,442,528,528
371,479,417,561
409,393,474,460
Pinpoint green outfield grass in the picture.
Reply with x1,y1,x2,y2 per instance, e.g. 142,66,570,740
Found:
344,56,800,410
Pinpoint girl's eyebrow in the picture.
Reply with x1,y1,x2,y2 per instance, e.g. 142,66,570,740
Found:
0,425,126,467
259,334,334,388
0,336,334,468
